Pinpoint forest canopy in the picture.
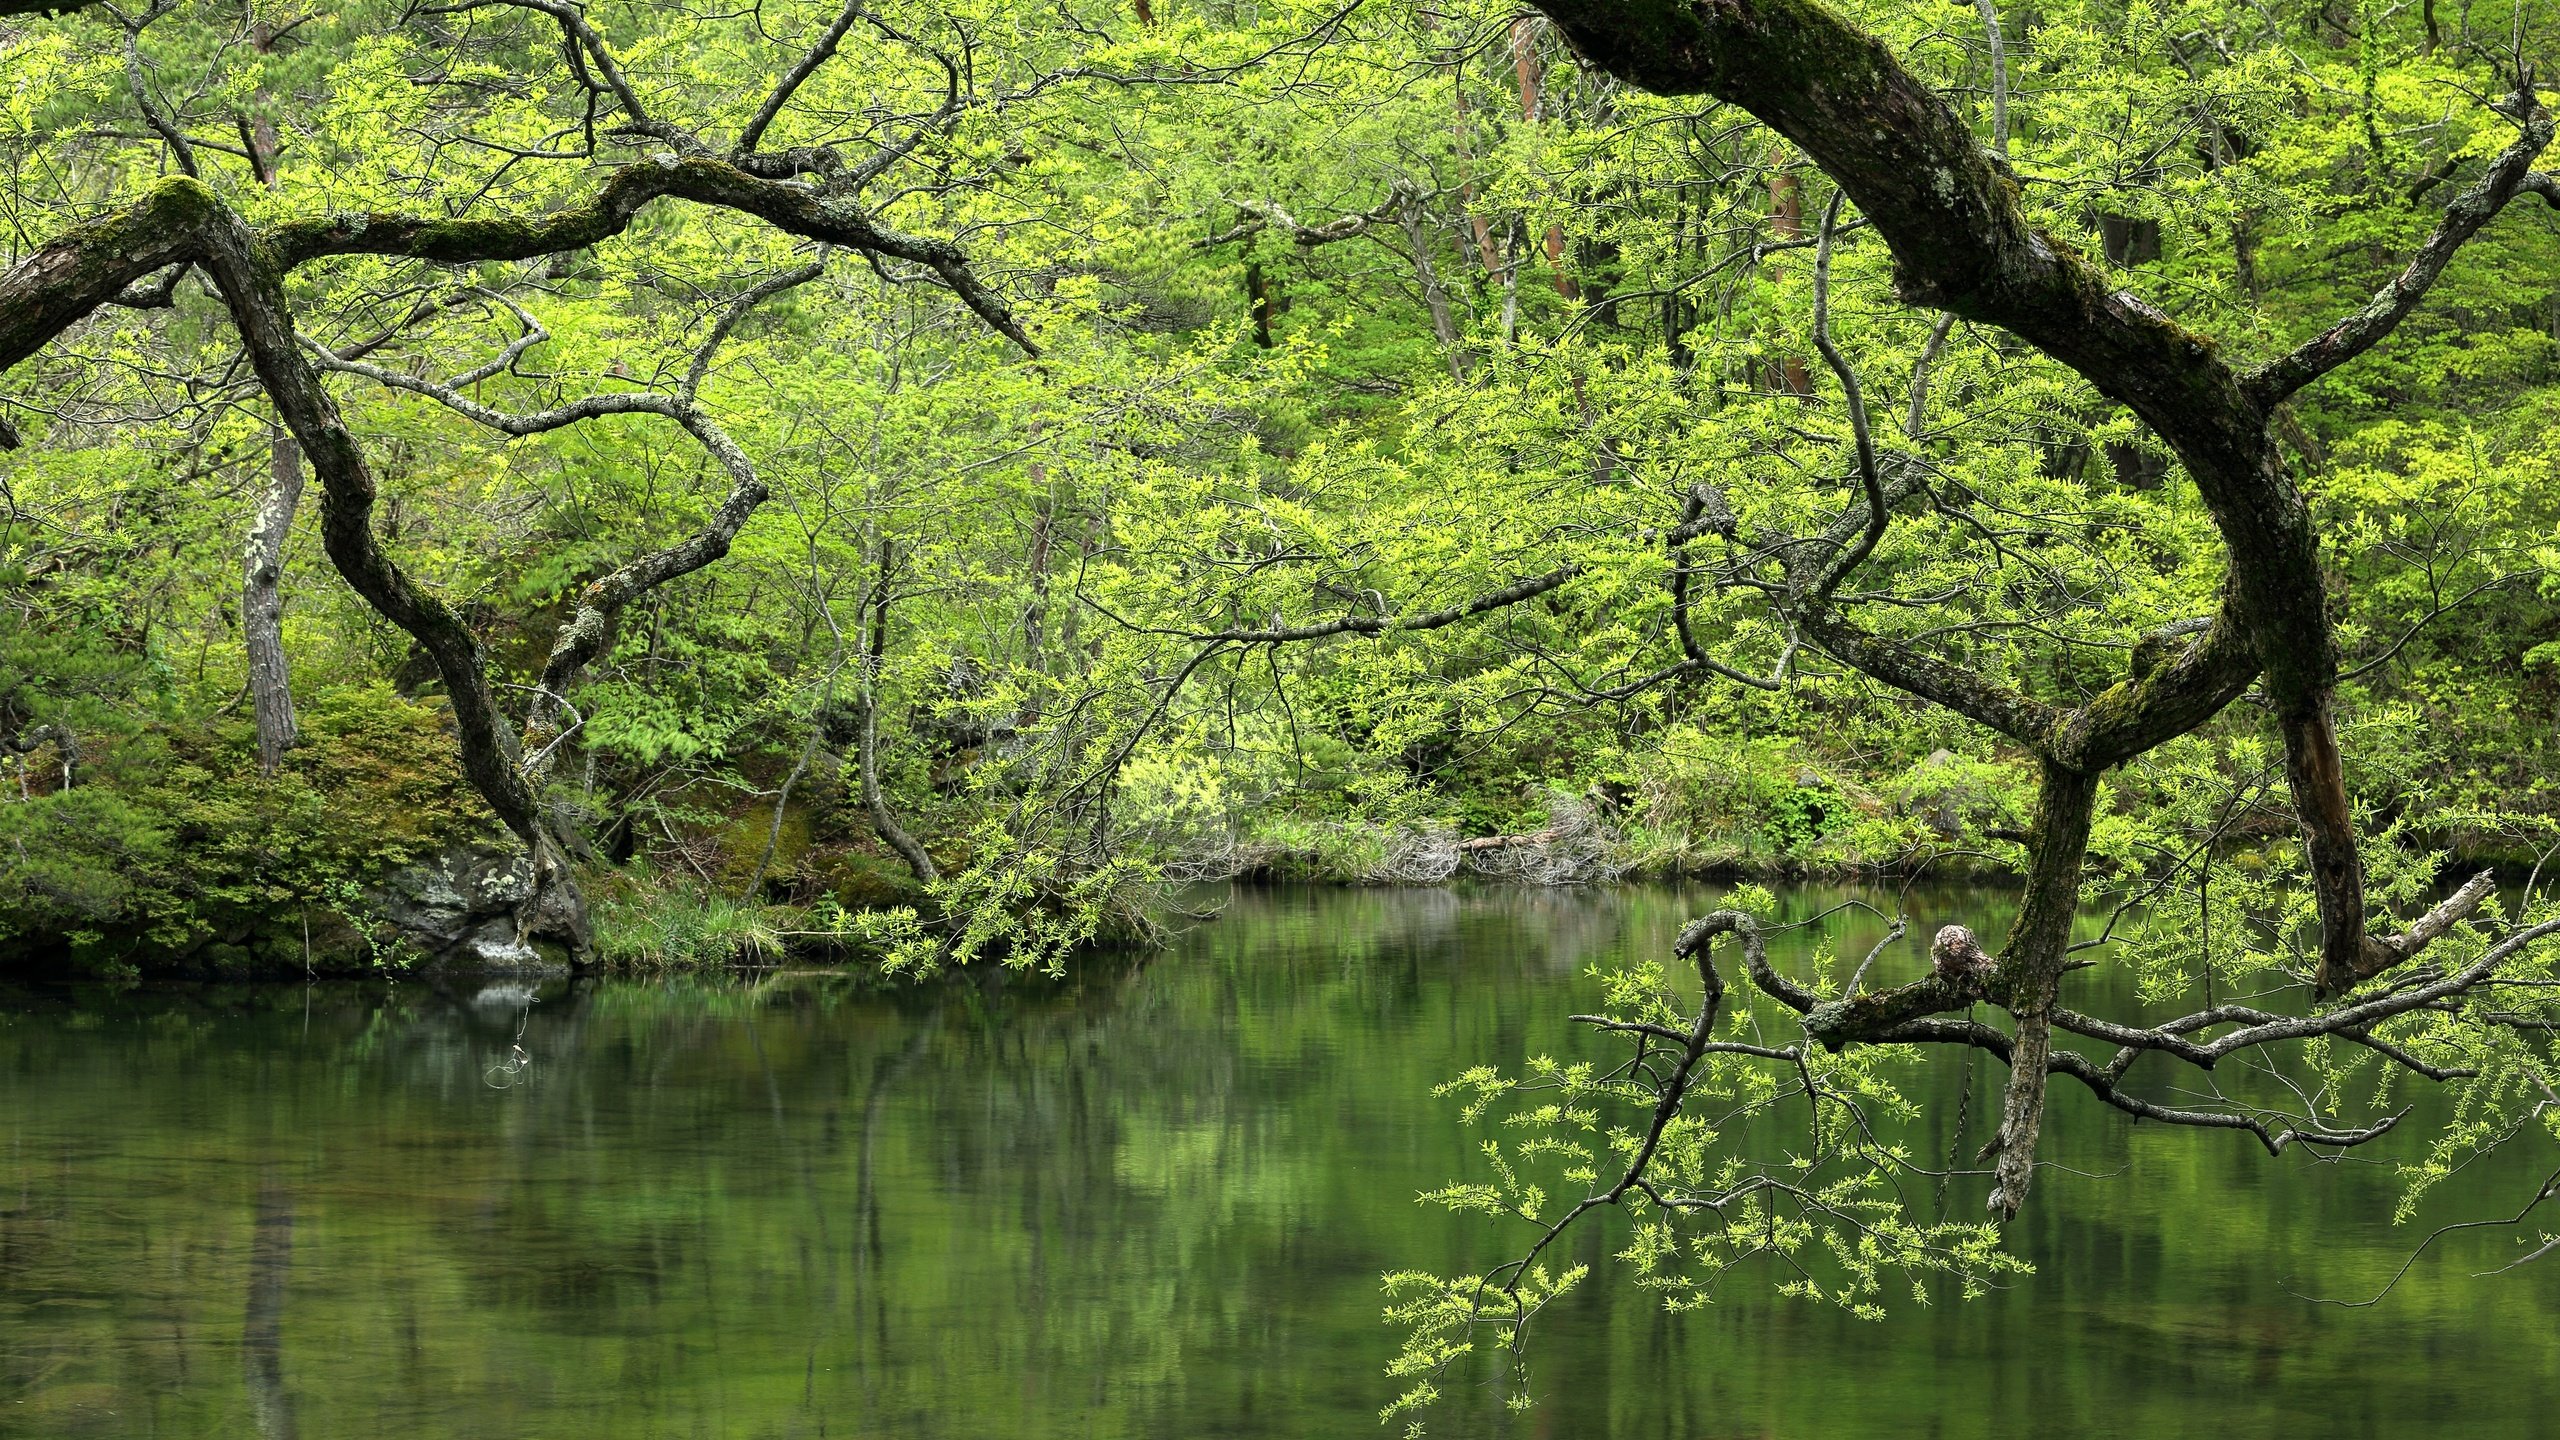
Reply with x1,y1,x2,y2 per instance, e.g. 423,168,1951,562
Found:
7,0,2560,1404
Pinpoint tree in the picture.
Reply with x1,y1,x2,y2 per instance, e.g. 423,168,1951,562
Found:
8,0,2560,1366
1,0,1037,950
1463,0,2552,1218
1335,0,2560,1412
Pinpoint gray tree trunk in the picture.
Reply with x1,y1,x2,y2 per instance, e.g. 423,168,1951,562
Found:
241,25,300,778
243,425,303,773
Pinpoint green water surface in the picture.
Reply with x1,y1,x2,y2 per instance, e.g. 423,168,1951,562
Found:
3,885,2554,1438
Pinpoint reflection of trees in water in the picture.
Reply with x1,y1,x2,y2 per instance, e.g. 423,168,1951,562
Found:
831,1000,938,1395
242,1177,297,1440
0,929,1547,1438
813,889,1656,1422
17,888,2559,1437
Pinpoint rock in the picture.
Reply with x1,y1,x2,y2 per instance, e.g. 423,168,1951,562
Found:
370,840,563,975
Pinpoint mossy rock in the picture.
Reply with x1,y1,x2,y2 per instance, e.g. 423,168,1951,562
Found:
715,802,815,891
805,846,929,910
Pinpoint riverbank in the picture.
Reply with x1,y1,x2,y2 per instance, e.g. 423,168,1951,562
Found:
3,692,2544,983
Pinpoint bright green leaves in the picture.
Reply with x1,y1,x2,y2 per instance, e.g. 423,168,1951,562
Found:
1381,916,2029,1430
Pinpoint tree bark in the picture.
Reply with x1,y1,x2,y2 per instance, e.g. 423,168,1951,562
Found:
239,13,302,777
186,189,588,953
1984,764,2098,1219
242,425,303,773
857,557,938,886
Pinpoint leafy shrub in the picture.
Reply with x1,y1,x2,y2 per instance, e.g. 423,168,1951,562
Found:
1,684,488,969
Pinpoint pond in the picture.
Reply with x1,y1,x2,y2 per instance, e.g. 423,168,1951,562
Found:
3,884,2553,1438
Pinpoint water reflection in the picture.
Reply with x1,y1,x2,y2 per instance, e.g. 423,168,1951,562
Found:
1,884,2554,1438
242,1178,295,1440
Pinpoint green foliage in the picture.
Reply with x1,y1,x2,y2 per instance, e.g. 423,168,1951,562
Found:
10,0,2555,956
0,683,485,969
1381,922,2031,1428
7,0,2560,1419
589,878,791,970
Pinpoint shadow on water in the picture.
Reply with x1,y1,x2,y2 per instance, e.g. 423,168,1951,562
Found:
1,882,2554,1438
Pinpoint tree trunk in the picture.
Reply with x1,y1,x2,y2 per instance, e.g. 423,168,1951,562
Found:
241,20,302,775
243,425,303,773
1245,260,1276,347
1417,0,1502,276
1509,18,1579,301
192,196,589,955
1986,763,2098,1219
1497,222,1525,343
2290,701,2369,991
1024,480,1053,679
1767,166,1813,394
1398,189,1469,378
1453,88,1502,275
858,560,938,886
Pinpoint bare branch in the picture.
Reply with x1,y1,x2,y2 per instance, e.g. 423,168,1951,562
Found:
737,0,869,154
1196,191,1402,249
1807,189,1886,602
2324,869,2506,994
1198,565,1579,644
2249,90,2555,406
120,14,199,179
470,0,668,144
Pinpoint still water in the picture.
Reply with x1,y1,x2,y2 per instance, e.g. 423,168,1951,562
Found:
4,885,2556,1438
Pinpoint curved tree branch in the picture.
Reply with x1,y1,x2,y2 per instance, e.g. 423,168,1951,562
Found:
1520,0,2541,1018
1,156,1034,382
182,184,589,952
307,261,829,778
2250,93,2555,406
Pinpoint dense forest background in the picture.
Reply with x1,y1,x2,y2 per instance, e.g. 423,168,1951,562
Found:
2,0,2555,977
